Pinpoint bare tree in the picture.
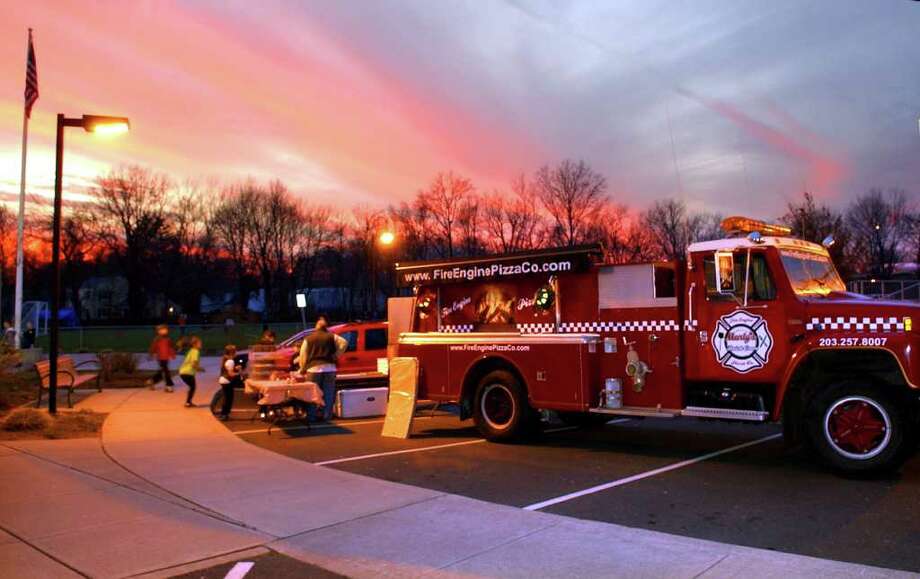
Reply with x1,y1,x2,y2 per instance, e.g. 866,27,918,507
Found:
482,175,545,253
781,191,851,277
389,201,434,261
164,180,220,316
0,205,13,319
535,160,607,246
91,165,171,320
846,189,910,278
416,171,475,257
212,183,259,311
641,199,721,261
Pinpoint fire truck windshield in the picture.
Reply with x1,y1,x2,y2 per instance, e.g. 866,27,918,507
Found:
780,250,845,296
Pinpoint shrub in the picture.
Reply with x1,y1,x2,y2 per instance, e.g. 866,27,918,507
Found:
68,409,103,430
2,408,52,432
0,343,21,374
102,352,138,375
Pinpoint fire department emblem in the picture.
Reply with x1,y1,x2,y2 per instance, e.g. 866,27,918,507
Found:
712,310,773,373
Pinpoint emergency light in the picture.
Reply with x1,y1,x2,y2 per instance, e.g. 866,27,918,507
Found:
721,216,792,237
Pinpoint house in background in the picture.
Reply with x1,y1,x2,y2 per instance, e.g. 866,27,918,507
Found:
79,276,129,321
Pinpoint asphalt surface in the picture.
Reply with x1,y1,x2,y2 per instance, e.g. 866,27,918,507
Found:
172,549,345,579
222,403,920,573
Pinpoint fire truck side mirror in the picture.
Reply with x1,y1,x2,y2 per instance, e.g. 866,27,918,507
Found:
821,235,835,248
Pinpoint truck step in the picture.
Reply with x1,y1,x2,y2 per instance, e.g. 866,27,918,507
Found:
681,406,769,422
588,406,680,418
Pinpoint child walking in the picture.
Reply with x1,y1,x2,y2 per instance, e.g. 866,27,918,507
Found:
178,336,203,407
217,344,242,421
148,325,177,392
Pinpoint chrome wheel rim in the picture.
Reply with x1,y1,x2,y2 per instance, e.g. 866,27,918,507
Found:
481,383,515,430
823,395,891,460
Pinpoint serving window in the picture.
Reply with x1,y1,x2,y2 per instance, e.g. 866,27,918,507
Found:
598,263,677,309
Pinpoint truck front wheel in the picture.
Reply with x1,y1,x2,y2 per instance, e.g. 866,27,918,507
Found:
806,383,913,474
473,370,536,441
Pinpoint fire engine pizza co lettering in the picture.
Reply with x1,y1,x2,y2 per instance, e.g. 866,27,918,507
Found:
712,310,774,373
431,260,572,282
441,296,472,318
448,344,532,352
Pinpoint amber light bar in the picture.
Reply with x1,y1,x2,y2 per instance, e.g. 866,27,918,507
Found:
721,216,792,236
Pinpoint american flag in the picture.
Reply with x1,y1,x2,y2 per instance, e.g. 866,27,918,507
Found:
24,29,38,119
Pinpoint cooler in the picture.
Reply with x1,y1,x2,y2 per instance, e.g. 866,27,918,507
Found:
335,387,388,418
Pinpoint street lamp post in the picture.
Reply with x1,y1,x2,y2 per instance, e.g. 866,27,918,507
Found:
371,230,396,319
48,114,129,414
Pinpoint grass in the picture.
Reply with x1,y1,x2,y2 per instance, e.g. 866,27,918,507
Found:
0,408,106,440
35,323,302,354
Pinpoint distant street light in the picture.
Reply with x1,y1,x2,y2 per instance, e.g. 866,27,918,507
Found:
48,113,129,415
378,230,396,246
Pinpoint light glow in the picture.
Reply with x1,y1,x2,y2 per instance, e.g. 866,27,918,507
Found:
89,122,130,135
378,231,396,246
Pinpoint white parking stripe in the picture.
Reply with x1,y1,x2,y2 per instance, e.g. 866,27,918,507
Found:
315,439,487,465
523,433,782,511
314,425,586,466
606,418,632,425
224,561,254,579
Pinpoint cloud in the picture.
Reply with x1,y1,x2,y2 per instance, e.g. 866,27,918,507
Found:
0,0,917,218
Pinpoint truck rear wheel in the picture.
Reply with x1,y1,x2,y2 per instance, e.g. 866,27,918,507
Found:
806,383,913,474
473,370,536,441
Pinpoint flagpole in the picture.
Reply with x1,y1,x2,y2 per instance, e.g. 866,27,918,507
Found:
14,29,32,349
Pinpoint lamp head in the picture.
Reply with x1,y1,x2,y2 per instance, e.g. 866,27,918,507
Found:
82,115,130,135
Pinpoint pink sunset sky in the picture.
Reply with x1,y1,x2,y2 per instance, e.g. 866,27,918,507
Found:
1,1,918,217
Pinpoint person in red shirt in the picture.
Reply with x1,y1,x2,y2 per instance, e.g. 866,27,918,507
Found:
147,324,177,392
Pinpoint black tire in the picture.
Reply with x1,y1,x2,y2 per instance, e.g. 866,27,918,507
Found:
209,390,224,416
472,370,536,441
805,382,914,474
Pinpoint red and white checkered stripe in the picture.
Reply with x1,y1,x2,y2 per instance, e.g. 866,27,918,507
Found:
806,316,905,332
559,320,680,333
440,324,474,333
517,322,557,333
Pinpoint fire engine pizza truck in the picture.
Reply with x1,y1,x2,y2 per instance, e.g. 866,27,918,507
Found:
391,217,919,473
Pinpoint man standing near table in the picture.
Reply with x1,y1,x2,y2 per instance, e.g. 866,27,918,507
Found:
299,315,347,421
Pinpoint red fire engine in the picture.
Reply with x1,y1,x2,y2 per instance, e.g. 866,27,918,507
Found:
392,217,919,473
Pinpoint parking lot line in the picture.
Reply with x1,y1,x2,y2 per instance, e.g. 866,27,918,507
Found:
315,439,487,465
523,432,782,511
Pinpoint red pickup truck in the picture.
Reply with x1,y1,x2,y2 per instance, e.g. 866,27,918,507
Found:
235,321,389,374
212,321,389,415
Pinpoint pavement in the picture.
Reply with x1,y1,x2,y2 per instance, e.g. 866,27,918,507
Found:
227,412,920,572
0,356,915,578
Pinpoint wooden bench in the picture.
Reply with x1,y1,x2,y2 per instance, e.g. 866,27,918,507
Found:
35,356,102,408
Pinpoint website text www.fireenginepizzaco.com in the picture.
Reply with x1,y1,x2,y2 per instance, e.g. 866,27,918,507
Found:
449,344,532,352
404,260,572,284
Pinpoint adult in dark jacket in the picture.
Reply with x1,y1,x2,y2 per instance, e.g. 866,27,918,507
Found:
299,315,346,421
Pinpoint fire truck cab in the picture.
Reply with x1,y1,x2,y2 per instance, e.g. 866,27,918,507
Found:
393,217,919,473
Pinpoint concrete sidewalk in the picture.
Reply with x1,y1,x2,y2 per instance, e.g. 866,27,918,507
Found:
2,357,915,578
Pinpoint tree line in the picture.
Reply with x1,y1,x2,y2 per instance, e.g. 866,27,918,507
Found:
0,159,917,324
